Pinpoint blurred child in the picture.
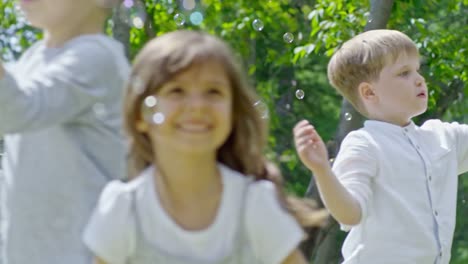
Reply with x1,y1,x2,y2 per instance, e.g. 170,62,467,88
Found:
293,29,468,264
0,0,128,263
83,30,328,264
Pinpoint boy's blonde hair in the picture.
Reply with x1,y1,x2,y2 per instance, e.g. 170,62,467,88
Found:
327,29,419,115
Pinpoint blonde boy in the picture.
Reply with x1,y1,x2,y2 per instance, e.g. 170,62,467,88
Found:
0,0,128,263
294,30,468,264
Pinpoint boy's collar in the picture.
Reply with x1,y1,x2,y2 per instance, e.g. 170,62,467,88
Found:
364,119,416,133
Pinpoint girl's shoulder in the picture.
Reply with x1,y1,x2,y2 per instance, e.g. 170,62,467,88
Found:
245,179,280,213
219,164,254,186
218,163,282,212
96,168,151,213
83,178,147,264
242,180,305,264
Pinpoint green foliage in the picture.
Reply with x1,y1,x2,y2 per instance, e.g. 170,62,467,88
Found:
391,1,468,123
0,1,41,61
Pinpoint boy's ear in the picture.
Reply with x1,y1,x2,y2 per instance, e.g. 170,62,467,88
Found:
358,82,377,102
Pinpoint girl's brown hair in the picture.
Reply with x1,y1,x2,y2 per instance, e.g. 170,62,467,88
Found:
124,30,327,228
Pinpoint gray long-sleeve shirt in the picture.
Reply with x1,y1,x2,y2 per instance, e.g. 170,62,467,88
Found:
0,34,130,264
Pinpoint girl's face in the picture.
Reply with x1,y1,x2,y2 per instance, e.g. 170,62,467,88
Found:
143,60,233,156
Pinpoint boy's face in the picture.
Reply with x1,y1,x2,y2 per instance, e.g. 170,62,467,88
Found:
19,0,100,30
367,52,427,125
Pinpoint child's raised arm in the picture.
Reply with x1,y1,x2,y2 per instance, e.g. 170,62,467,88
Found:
293,120,362,226
0,39,126,135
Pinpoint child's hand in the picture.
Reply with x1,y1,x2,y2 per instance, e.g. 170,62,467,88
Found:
293,120,330,173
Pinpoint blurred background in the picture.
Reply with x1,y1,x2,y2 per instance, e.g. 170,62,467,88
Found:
1,0,467,263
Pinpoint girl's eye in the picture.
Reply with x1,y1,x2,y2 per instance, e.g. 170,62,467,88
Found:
168,87,184,94
207,88,223,95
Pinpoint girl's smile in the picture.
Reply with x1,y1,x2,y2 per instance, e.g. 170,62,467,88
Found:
147,60,233,155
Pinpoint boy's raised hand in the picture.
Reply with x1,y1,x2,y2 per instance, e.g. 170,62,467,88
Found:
293,120,330,173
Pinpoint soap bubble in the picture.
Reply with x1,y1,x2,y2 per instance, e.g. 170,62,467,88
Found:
174,13,186,26
254,100,269,119
252,19,264,31
119,0,147,28
295,89,305,100
283,32,294,43
344,112,352,121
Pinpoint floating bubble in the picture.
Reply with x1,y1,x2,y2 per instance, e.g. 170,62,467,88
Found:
190,11,204,25
131,17,146,29
123,0,133,8
283,32,294,43
174,13,186,26
119,0,146,28
295,89,305,100
141,96,158,123
254,100,269,119
344,112,352,121
182,0,196,10
285,104,291,110
252,19,264,31
152,112,165,125
291,80,297,87
144,96,157,108
132,16,144,29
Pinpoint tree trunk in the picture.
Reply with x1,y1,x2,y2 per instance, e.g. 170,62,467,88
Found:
111,7,132,59
303,1,395,263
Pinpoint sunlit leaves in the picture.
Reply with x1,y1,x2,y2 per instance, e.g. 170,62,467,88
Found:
0,0,41,61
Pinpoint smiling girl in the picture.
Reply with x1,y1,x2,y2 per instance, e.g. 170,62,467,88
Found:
83,30,327,264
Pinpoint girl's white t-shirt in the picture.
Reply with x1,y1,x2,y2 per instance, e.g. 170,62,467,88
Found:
83,164,304,264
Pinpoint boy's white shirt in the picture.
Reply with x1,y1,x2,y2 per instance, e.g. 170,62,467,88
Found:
333,119,468,264
0,34,130,264
83,163,304,264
